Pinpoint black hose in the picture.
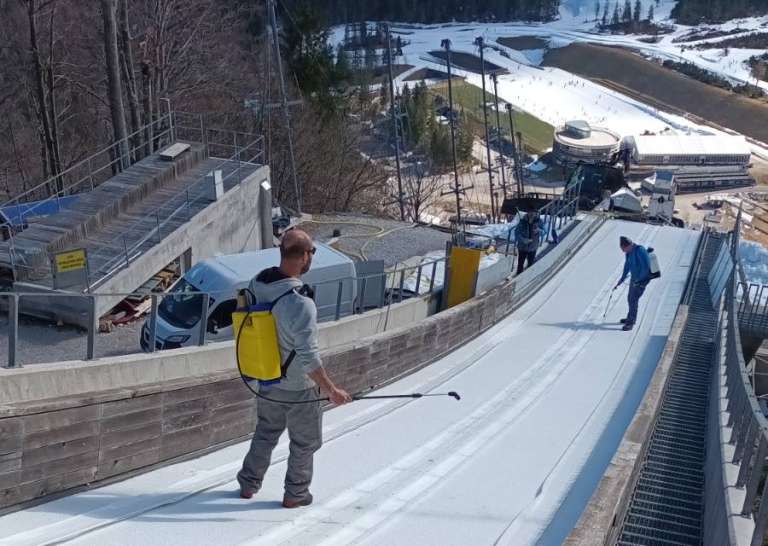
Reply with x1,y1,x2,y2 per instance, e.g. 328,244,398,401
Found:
235,290,461,404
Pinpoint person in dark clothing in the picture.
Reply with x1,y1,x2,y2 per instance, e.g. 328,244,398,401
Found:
614,236,652,331
515,208,545,275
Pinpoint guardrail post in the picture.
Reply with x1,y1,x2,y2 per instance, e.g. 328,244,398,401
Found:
429,261,438,292
198,293,210,346
6,294,19,368
415,265,423,295
123,236,130,266
88,157,95,191
358,278,367,314
751,473,768,544
398,269,405,302
155,212,161,242
86,295,96,360
335,280,343,321
149,295,158,353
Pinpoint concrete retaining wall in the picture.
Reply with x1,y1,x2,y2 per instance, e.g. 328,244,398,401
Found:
1,293,437,406
0,216,601,512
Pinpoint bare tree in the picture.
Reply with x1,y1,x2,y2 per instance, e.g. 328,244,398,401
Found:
25,0,62,191
101,0,129,167
119,0,142,158
402,165,444,222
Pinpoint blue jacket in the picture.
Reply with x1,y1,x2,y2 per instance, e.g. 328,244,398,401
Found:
515,214,545,253
618,244,651,286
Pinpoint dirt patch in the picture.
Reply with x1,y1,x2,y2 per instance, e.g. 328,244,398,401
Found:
428,50,507,75
368,64,414,85
497,36,549,50
404,67,455,82
542,43,768,144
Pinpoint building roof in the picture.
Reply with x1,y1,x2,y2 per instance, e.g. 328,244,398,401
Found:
555,124,620,148
633,134,751,157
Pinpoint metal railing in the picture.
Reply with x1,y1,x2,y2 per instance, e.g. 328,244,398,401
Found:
86,129,264,291
737,281,768,338
718,270,768,546
1,258,445,368
1,112,177,226
709,206,768,546
501,179,582,254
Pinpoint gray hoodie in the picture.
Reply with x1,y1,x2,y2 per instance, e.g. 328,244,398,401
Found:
248,267,323,391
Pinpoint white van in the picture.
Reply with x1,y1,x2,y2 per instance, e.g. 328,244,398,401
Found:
140,243,357,351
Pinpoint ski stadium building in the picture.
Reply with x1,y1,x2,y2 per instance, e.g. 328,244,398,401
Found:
552,120,622,166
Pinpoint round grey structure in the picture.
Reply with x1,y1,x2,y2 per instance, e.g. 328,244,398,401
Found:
553,121,621,166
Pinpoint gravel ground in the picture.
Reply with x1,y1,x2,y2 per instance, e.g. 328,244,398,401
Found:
301,214,451,267
2,214,452,366
1,314,143,366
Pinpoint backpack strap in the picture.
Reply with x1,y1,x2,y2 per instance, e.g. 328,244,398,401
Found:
269,287,304,379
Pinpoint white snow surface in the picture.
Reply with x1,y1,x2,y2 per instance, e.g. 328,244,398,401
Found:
0,221,700,546
333,10,768,158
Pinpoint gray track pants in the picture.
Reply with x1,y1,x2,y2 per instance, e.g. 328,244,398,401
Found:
237,387,322,500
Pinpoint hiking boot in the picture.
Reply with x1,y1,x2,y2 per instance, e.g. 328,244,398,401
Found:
239,485,259,499
622,323,634,331
282,493,313,509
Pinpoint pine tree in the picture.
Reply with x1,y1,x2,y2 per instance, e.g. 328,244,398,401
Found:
611,2,620,25
595,0,601,22
647,3,654,20
456,112,474,164
622,0,632,22
633,0,642,23
602,2,609,26
335,45,351,82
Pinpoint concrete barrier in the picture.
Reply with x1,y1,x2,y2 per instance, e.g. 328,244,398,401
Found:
0,216,600,511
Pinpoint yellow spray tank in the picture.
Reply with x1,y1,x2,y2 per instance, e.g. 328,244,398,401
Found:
234,288,297,386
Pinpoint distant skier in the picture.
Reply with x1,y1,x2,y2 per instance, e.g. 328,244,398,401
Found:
515,206,545,275
614,236,652,331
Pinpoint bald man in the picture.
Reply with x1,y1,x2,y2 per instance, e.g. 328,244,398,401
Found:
237,229,352,508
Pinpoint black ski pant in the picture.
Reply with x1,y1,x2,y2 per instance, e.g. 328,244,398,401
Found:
517,250,536,275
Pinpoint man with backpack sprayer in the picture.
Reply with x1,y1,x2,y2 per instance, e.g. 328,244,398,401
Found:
613,236,659,331
237,229,352,508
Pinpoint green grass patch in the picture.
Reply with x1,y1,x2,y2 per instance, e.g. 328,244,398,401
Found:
427,80,553,154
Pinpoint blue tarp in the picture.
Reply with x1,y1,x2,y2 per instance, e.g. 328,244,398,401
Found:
1,195,81,226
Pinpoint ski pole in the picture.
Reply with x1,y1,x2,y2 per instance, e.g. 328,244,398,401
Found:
353,391,461,401
603,287,616,319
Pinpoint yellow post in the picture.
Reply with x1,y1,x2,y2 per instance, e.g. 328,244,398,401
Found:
445,247,483,308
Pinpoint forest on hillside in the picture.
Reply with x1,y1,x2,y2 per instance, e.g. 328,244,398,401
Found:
672,0,768,23
310,0,561,24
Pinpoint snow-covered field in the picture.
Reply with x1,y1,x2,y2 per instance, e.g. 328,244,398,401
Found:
333,2,768,158
0,220,699,546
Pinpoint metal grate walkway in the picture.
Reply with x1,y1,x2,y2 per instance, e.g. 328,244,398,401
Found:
616,233,724,546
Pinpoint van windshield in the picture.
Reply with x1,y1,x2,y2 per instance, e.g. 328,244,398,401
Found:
158,278,209,329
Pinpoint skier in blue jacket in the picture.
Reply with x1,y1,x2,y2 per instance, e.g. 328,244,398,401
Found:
614,236,651,331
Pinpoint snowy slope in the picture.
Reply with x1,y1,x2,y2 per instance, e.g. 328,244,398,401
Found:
558,0,678,23
0,221,700,546
332,10,768,159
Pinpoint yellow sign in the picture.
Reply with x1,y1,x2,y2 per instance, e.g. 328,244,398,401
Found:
446,247,482,309
55,249,87,273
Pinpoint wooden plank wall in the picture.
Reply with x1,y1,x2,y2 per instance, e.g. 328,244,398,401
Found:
0,377,254,510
